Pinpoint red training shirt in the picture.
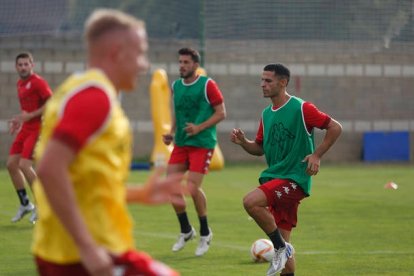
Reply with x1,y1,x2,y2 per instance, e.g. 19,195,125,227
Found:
255,101,331,144
52,87,110,153
17,73,53,129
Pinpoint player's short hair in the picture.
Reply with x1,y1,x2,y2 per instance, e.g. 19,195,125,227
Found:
178,47,200,63
264,63,290,85
84,8,145,45
15,52,33,64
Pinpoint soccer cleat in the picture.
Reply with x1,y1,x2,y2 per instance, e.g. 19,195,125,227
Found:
11,203,35,223
266,242,295,276
172,227,196,252
29,207,38,224
195,228,213,256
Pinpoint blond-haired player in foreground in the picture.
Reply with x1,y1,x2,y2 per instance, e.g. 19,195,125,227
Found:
32,9,183,276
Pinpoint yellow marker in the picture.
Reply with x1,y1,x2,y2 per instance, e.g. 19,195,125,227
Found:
149,69,173,167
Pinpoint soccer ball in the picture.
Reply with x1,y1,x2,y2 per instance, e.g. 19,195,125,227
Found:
250,239,275,263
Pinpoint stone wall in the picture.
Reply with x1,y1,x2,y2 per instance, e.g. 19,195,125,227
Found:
1,36,413,164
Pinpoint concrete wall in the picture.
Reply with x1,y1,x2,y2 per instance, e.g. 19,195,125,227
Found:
1,36,413,164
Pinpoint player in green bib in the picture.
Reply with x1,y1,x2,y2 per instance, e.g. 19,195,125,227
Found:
231,64,342,276
172,73,217,149
163,48,226,257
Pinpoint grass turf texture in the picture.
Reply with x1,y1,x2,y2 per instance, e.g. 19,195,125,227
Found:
0,163,413,275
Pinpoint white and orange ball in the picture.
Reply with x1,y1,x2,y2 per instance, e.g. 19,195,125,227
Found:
250,238,275,263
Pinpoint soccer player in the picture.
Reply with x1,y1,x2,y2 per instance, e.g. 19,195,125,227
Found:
32,9,183,276
231,63,342,276
162,47,226,256
7,52,52,224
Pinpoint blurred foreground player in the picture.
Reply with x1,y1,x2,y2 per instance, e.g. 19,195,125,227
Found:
32,9,183,276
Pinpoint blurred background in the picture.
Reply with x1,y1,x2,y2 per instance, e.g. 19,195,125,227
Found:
0,0,413,164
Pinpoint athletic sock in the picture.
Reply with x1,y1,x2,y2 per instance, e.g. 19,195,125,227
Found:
198,216,210,236
267,229,286,250
177,212,192,233
16,189,29,206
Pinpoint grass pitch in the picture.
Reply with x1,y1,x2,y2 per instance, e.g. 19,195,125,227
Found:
0,163,413,275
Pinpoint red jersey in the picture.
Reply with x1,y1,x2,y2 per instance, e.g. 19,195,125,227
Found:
205,79,224,106
255,101,331,144
17,73,52,129
53,87,110,153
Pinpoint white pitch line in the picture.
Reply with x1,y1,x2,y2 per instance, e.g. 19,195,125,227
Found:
1,216,411,256
136,231,414,255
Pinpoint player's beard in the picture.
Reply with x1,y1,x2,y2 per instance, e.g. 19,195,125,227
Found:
263,88,281,98
262,90,271,98
180,69,195,79
18,70,31,79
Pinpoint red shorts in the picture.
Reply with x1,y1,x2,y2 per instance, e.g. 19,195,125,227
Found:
169,145,214,174
35,250,180,276
9,127,40,160
259,179,306,231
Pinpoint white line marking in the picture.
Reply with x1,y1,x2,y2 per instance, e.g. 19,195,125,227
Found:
136,231,414,255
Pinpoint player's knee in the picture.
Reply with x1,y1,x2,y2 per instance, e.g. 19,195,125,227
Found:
6,159,18,172
18,161,31,172
187,181,200,198
243,194,255,213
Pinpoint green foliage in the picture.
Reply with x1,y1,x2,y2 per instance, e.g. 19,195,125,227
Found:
0,164,413,275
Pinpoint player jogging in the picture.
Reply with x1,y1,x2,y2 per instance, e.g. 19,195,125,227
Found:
163,47,226,256
231,63,342,276
7,52,52,224
32,9,183,276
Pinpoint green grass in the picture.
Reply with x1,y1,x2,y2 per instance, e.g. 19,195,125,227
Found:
1,163,413,275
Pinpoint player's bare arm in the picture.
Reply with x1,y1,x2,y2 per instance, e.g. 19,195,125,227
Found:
126,167,186,206
162,133,174,145
36,139,113,276
162,118,176,145
231,128,264,156
19,105,47,122
9,105,48,135
303,118,342,175
8,117,21,135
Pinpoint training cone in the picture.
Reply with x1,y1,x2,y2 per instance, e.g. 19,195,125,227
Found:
384,181,398,190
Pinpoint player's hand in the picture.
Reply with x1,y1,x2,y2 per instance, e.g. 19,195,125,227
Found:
230,128,247,145
302,154,320,176
162,134,174,145
137,167,187,206
20,111,33,122
79,245,113,276
145,167,186,206
184,123,201,136
8,117,21,135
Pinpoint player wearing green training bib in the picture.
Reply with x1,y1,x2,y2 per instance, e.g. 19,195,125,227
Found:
172,75,217,149
259,96,314,196
162,48,226,257
231,63,342,276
